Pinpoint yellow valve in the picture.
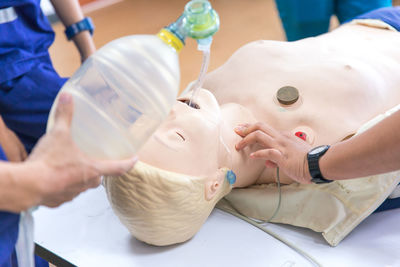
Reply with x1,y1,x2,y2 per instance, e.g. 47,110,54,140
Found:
157,29,184,53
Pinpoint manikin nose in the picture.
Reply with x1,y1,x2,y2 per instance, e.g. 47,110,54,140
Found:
169,106,177,119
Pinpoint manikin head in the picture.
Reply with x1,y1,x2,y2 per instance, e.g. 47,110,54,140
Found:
104,89,263,246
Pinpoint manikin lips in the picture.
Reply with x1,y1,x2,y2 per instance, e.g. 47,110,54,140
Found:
178,98,200,109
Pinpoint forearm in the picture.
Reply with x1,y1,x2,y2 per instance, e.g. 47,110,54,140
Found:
50,0,96,60
0,92,136,213
320,110,400,180
0,162,43,213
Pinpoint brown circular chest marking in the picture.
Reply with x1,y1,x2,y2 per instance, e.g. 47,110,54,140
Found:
277,86,299,105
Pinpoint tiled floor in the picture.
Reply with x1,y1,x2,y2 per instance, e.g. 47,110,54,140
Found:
48,0,286,91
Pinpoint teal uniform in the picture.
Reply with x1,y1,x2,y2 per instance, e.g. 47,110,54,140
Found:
275,0,392,41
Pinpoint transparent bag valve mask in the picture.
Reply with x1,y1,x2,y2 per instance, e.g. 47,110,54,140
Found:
150,95,234,176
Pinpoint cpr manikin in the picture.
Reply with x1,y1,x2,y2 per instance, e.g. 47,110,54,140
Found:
104,22,400,246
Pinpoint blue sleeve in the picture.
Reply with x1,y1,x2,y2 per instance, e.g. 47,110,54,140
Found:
355,7,400,31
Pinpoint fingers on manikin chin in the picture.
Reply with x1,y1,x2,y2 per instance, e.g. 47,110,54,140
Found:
237,130,274,150
265,160,277,168
251,148,282,163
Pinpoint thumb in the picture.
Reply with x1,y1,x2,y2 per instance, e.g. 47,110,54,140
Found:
251,148,283,163
54,92,74,130
94,156,139,176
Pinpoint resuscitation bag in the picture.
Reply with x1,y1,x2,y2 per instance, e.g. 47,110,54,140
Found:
47,0,219,159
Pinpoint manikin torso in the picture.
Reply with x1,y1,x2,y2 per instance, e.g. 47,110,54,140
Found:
139,24,400,188
204,24,400,145
204,24,400,186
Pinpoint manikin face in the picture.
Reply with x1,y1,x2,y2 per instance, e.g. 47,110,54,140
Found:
138,89,224,177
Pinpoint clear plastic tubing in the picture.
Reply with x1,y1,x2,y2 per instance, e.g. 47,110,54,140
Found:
189,47,210,107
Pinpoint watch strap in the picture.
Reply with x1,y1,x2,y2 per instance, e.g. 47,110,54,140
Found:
65,17,94,40
307,145,333,184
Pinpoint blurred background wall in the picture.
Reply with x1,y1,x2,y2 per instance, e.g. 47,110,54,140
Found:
43,0,399,92
44,0,286,91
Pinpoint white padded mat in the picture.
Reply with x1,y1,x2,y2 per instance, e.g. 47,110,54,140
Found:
34,186,400,267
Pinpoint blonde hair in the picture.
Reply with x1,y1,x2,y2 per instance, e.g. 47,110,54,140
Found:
104,161,232,246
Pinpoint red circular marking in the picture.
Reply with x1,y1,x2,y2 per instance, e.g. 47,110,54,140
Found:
295,131,307,141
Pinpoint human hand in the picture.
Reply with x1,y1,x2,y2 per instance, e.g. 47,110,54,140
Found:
27,92,137,208
234,122,312,184
0,116,27,162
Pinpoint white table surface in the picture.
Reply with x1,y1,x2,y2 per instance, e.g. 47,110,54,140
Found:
34,186,400,267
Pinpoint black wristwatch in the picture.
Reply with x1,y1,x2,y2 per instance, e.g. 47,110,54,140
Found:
307,145,333,184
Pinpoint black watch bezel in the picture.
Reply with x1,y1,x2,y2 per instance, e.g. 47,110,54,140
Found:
307,145,332,184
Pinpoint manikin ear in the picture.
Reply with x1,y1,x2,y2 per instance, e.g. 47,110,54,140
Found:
204,168,227,201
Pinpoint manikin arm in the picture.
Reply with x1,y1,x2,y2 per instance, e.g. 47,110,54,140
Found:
50,0,96,61
235,110,400,184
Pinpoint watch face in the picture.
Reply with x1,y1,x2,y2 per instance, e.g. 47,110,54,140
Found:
309,145,327,155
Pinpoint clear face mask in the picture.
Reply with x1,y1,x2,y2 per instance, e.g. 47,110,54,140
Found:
151,95,234,175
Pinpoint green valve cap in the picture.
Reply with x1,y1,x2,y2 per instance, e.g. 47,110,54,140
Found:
183,0,220,40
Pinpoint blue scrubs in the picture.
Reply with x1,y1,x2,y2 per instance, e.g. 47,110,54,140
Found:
275,0,392,41
0,59,67,152
0,148,19,267
0,0,67,266
0,0,68,153
0,147,49,267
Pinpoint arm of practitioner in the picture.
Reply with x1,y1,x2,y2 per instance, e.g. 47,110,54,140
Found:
0,116,27,162
235,110,400,184
0,93,137,213
50,0,96,61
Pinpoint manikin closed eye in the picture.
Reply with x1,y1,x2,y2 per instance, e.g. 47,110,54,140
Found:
176,132,185,141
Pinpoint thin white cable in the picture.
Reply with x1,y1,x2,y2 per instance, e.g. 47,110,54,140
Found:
222,206,322,267
219,168,323,267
